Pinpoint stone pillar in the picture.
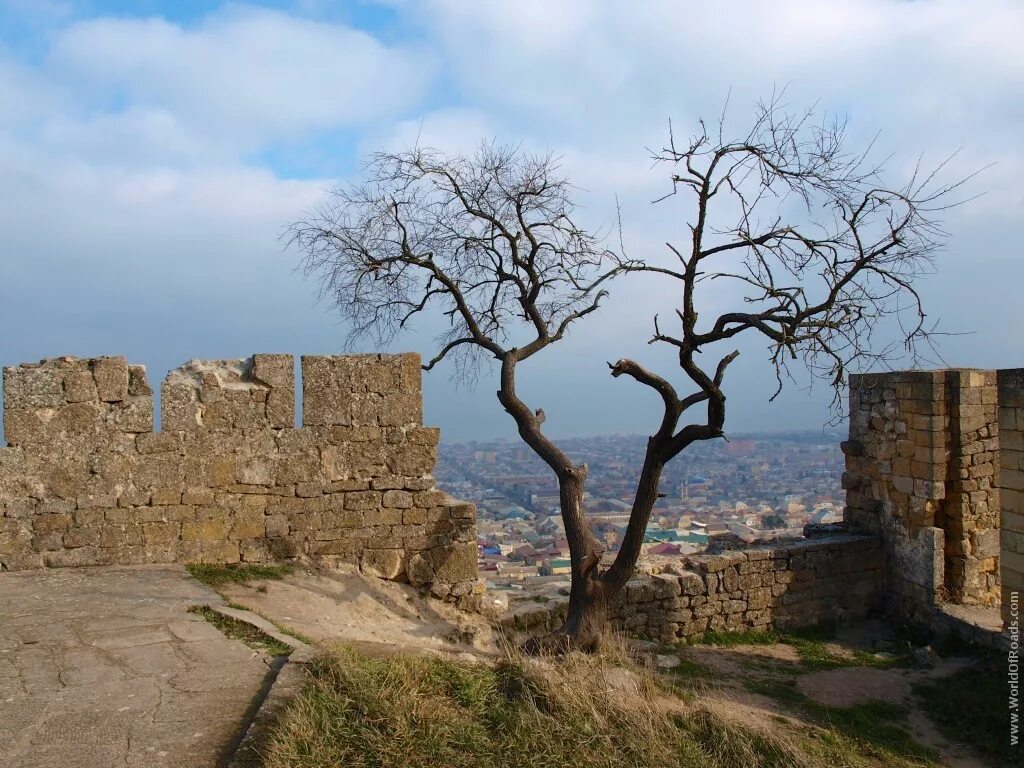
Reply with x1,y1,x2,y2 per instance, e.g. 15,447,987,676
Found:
845,368,1004,619
943,370,1000,605
997,369,1024,630
844,371,948,621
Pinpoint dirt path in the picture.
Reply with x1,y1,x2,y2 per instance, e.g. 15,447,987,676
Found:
217,564,494,657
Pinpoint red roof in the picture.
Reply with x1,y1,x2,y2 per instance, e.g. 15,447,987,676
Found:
649,542,681,555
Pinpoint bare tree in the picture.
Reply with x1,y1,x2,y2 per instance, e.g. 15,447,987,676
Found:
289,97,966,650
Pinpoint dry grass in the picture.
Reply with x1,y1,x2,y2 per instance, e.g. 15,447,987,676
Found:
255,636,938,768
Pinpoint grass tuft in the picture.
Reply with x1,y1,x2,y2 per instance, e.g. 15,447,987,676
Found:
186,562,294,588
188,605,292,657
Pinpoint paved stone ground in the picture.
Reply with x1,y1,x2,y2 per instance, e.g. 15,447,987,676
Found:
0,565,270,768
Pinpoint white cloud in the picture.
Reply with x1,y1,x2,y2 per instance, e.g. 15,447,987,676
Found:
361,107,501,156
45,6,436,151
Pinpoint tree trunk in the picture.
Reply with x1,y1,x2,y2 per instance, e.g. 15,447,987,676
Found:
497,354,665,653
558,572,611,652
526,572,612,653
535,448,666,653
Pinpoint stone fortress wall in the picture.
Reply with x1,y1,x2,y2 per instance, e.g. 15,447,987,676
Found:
842,370,1002,624
4,354,1020,641
0,353,478,596
506,534,883,643
842,369,1023,633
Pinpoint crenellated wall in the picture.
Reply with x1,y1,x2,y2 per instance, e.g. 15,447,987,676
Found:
0,353,477,596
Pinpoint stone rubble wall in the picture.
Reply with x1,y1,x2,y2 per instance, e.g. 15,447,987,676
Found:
504,535,883,642
843,370,1001,623
0,353,477,596
998,369,1024,628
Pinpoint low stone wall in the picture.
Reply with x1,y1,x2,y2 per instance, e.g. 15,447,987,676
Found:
0,353,477,595
504,535,884,642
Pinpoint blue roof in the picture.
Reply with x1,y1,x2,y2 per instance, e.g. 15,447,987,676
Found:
645,530,709,544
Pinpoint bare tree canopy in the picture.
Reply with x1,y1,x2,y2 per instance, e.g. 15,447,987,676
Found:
288,143,627,380
628,94,973,408
289,94,970,650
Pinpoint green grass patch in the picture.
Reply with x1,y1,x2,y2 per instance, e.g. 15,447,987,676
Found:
744,678,937,765
260,643,946,768
186,562,294,588
693,623,906,672
673,656,716,680
260,643,918,768
188,605,293,657
914,665,1020,767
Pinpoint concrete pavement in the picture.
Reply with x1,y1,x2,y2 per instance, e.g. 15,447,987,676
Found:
0,565,271,768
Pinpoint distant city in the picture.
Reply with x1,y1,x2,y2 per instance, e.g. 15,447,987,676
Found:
435,431,845,591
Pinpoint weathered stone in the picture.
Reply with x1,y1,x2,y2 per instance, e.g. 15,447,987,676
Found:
93,357,129,403
62,369,97,403
382,490,414,509
406,552,435,587
128,365,152,396
361,549,403,579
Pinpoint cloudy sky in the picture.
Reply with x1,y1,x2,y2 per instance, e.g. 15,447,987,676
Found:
0,0,1021,443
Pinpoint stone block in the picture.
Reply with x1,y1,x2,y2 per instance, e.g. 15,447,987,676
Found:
403,551,433,586
388,443,436,476
379,393,423,427
182,517,229,542
340,490,379,511
408,427,440,446
252,354,295,428
93,357,129,402
137,433,181,455
236,458,274,486
361,549,404,580
383,490,413,508
429,541,476,583
231,509,267,540
150,487,182,506
127,365,152,396
63,369,97,403
301,356,352,426
161,377,200,431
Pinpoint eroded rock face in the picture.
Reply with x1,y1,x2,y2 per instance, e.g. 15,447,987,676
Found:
0,353,477,594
